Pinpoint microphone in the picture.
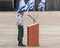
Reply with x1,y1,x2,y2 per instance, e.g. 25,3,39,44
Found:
28,15,37,23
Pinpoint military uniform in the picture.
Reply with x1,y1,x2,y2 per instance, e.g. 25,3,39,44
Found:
17,13,24,46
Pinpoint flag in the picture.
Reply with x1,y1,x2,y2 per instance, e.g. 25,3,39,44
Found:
26,0,35,11
17,0,27,13
38,0,45,11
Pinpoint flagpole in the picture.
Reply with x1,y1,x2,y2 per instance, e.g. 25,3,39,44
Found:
12,0,14,9
33,1,35,11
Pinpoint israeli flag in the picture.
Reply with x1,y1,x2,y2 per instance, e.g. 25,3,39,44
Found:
26,0,35,11
17,0,27,13
38,0,45,11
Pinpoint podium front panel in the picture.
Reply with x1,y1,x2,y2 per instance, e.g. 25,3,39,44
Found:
27,23,39,46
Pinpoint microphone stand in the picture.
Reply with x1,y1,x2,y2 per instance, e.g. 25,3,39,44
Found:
28,15,37,23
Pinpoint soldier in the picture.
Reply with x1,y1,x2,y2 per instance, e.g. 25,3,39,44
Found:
16,10,26,46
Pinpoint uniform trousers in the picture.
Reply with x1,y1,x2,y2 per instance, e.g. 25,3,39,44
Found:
18,25,24,44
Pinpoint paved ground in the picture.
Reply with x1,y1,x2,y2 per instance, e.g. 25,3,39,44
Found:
0,11,60,48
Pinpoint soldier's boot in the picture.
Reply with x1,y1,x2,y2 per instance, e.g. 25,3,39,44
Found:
18,41,26,46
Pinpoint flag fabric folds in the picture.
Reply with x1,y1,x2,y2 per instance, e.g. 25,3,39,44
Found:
38,0,45,11
26,0,35,11
17,0,27,13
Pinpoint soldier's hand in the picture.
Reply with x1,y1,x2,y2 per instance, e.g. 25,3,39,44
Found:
16,23,18,26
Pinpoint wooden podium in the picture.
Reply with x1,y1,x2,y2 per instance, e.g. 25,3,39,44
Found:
27,23,39,46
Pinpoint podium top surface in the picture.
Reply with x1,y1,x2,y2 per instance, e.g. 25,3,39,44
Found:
28,23,39,27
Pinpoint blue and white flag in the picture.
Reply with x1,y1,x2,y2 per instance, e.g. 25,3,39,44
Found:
17,0,27,13
38,0,45,11
26,0,35,11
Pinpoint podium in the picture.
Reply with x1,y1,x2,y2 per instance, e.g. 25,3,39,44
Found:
27,23,39,46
